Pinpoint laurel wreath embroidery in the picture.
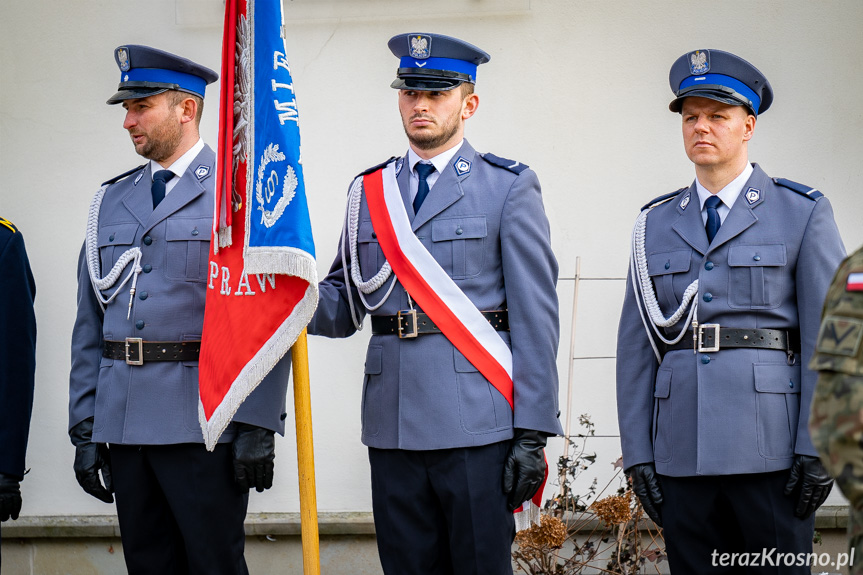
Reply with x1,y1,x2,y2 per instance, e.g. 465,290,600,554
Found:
256,143,297,228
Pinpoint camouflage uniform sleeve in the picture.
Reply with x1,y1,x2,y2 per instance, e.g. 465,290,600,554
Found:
809,245,863,511
810,246,863,575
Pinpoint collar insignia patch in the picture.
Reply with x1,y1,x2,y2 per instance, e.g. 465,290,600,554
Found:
454,156,471,176
745,187,761,205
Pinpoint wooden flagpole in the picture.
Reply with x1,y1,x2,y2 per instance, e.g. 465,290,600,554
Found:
291,328,321,575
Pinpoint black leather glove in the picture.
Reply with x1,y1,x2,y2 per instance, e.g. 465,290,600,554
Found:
69,417,114,504
503,429,548,512
0,473,22,521
627,463,663,527
784,454,833,519
232,423,276,493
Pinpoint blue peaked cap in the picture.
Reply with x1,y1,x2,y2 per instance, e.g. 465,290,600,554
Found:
388,33,490,91
669,49,773,116
107,45,219,105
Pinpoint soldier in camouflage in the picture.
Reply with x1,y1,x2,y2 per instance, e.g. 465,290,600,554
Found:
810,244,863,574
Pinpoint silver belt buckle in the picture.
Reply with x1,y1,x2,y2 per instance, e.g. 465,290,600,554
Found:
397,310,418,339
125,337,144,365
697,324,720,353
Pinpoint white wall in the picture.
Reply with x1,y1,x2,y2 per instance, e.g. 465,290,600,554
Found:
2,0,861,518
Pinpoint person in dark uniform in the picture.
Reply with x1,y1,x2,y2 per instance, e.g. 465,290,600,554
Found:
68,45,291,575
0,218,36,531
616,49,845,573
309,33,562,575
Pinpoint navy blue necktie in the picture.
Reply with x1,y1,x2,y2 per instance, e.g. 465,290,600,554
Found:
705,195,722,243
151,170,175,209
412,163,436,213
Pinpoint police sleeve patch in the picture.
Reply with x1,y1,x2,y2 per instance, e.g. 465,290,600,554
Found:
773,177,824,200
641,187,688,211
358,156,400,177
102,164,147,187
481,153,529,174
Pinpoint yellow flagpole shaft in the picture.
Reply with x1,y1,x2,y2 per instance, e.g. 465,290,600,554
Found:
291,329,321,575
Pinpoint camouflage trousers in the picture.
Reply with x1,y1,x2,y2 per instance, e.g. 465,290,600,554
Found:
811,371,863,574
850,507,863,575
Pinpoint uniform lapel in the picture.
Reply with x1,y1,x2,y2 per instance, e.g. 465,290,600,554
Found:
410,140,474,232
143,146,214,234
671,183,709,255
705,164,765,254
121,163,154,228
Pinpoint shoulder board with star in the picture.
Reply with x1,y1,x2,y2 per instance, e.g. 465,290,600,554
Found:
101,164,147,187
358,156,400,178
481,153,529,174
0,217,18,234
641,187,688,211
773,177,824,201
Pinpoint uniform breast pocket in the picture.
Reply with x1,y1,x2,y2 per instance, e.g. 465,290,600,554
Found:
357,223,384,281
165,217,211,282
727,244,787,309
431,216,487,279
647,250,692,313
97,224,138,273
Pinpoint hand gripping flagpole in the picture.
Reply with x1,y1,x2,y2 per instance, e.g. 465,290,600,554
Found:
292,329,321,575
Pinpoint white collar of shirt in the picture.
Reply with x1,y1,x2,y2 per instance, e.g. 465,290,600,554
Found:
407,139,464,201
149,138,205,196
695,162,753,224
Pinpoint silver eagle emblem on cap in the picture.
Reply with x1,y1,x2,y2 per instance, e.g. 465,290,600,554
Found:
409,35,431,59
689,50,709,75
117,48,130,72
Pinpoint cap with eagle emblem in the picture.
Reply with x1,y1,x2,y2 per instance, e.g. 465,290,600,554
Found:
668,49,773,116
388,33,490,91
106,45,219,105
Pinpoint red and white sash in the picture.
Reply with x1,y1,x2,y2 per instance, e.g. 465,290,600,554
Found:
363,162,544,529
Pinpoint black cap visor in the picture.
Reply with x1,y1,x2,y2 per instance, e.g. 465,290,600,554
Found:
669,86,757,116
107,81,185,105
391,77,463,91
391,66,473,91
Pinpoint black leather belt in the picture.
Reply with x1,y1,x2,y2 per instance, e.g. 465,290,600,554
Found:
103,339,201,365
664,326,799,355
371,310,508,339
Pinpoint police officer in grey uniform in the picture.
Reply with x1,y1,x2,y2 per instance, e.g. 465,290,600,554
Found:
309,33,562,574
617,49,845,573
68,45,291,575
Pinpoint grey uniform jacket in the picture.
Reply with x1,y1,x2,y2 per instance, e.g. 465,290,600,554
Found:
69,145,291,445
617,163,845,477
309,140,563,450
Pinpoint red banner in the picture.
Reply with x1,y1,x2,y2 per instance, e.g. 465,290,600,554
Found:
199,0,317,449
